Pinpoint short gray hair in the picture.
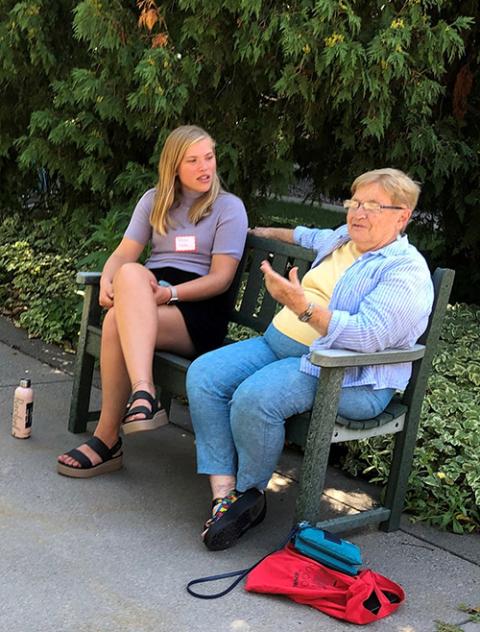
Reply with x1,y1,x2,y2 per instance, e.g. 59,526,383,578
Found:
351,168,421,210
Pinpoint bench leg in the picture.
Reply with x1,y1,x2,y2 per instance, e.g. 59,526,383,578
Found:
295,367,344,524
380,409,420,532
68,352,95,433
68,285,101,434
159,389,173,416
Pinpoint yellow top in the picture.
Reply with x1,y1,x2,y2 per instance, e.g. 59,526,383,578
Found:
272,240,361,346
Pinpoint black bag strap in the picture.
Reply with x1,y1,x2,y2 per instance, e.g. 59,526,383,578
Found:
186,566,253,599
186,525,299,599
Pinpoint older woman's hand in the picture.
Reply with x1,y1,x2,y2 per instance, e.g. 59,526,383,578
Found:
260,260,332,335
260,260,306,313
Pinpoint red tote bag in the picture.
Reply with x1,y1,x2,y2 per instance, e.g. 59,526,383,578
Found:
245,544,405,625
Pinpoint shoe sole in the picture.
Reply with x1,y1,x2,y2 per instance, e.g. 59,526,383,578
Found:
204,493,267,551
122,409,169,435
57,453,123,478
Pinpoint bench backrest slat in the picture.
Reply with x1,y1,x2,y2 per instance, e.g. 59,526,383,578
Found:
401,267,455,410
255,253,289,324
237,249,268,326
229,234,316,333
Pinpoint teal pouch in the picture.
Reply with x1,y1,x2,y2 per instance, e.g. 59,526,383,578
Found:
293,522,362,575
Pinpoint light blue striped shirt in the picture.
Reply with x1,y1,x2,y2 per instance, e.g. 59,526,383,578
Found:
293,225,434,390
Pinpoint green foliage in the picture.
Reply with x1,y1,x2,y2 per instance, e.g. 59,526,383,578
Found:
434,623,462,632
77,204,133,270
0,240,81,344
256,199,345,230
1,0,479,300
457,603,480,624
341,304,480,534
0,0,80,212
0,205,95,345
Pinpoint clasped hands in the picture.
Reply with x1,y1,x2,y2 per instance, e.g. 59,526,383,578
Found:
99,277,173,309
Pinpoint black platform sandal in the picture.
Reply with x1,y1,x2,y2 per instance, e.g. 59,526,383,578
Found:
57,436,123,478
122,390,168,435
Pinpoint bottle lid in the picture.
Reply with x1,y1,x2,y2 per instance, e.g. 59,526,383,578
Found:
20,378,31,388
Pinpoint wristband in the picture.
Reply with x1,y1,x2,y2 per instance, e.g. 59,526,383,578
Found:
298,302,315,322
167,286,179,304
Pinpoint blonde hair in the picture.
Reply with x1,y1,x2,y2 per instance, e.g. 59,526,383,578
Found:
150,125,221,235
351,168,421,210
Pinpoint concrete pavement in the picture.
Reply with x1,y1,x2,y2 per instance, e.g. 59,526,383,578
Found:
0,317,478,632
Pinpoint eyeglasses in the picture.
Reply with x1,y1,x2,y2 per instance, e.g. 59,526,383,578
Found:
343,199,405,214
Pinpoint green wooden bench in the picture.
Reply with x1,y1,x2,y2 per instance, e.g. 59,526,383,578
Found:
68,233,454,533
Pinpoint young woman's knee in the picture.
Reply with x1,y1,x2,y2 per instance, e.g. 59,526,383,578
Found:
113,262,150,291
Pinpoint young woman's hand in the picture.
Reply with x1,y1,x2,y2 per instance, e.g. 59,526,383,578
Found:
149,280,174,306
99,277,114,308
99,238,146,309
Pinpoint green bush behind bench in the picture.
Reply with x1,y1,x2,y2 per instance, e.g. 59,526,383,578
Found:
0,240,80,346
339,303,480,534
0,214,478,533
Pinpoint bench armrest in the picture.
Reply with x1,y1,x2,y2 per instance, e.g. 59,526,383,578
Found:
76,271,101,285
309,344,426,368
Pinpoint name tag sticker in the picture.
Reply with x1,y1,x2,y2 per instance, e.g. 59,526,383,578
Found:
175,236,196,252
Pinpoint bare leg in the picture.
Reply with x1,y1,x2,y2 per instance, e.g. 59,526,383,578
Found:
58,263,195,469
112,263,159,395
58,307,131,467
113,263,194,419
210,475,237,500
201,474,239,540
97,308,131,440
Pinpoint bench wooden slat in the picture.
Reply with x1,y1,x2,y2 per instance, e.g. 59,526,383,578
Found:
255,253,287,324
239,250,267,320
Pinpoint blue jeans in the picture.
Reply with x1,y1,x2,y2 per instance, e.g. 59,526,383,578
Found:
186,325,395,492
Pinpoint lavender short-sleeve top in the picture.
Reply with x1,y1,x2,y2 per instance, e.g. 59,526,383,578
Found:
124,188,248,276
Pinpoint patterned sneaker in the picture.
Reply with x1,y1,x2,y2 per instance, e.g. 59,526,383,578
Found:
202,488,266,551
201,490,240,539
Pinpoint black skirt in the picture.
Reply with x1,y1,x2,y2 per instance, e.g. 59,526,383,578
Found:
151,267,233,357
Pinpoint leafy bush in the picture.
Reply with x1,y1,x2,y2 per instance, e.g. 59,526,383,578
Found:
1,0,479,301
0,240,81,345
341,303,480,533
76,204,133,271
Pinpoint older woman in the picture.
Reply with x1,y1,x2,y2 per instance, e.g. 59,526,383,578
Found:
186,168,434,551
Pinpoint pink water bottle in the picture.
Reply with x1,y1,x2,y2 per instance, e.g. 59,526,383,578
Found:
12,378,34,439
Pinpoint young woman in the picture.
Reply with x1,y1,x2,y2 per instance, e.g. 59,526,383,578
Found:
58,125,248,478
